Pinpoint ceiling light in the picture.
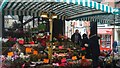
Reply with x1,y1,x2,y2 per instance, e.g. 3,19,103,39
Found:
51,13,57,19
41,12,48,18
52,15,57,19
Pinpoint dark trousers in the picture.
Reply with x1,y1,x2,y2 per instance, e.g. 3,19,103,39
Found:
92,54,99,68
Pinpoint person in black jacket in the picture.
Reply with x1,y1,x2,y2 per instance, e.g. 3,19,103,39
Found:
89,21,100,68
82,33,89,47
82,33,91,59
71,29,82,46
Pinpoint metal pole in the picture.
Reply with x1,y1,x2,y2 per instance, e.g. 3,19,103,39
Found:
48,18,53,63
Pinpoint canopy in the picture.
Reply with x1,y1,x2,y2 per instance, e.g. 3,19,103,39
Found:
0,0,119,20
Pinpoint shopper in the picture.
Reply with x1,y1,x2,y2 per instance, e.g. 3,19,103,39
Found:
82,33,89,47
88,21,100,68
113,41,118,53
82,33,91,59
71,29,82,46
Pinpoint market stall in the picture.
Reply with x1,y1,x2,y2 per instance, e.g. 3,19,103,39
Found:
0,0,120,68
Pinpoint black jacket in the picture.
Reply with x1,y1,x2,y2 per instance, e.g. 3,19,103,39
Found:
71,33,81,44
82,34,89,47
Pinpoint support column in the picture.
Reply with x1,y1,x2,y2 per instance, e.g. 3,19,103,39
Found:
114,28,118,41
33,15,35,28
18,15,23,29
62,20,65,35
2,10,4,37
38,17,40,25
48,18,53,63
0,10,3,67
52,19,64,37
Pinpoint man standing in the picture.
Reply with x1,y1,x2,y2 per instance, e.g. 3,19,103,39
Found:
89,21,100,68
71,29,82,46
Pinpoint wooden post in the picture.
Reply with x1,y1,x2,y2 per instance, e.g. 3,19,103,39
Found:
48,18,53,63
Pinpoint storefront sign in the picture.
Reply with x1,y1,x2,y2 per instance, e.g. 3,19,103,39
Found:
98,29,113,34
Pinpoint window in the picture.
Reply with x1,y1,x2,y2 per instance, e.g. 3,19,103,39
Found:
100,34,111,48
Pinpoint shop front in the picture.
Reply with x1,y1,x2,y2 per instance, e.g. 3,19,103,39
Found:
98,28,113,51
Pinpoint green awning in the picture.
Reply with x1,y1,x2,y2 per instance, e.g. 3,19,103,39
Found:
0,0,119,20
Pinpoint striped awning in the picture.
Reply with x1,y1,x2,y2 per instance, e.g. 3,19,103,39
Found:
69,13,115,24
0,0,119,20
